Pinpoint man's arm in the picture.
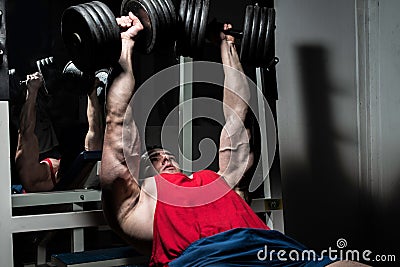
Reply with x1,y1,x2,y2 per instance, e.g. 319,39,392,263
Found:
85,78,104,151
218,25,254,192
100,13,154,254
15,72,60,192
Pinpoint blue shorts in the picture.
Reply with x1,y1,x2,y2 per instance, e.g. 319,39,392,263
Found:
169,228,336,266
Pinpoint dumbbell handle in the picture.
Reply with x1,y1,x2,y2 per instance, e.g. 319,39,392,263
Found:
207,19,244,41
223,28,243,39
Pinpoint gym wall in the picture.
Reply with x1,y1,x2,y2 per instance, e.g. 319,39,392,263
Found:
275,0,400,264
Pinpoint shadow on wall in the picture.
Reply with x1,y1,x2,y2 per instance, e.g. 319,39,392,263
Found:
378,174,400,265
281,45,377,264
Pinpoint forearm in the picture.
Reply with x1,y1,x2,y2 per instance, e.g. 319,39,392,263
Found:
218,39,253,190
101,73,142,227
85,89,104,151
15,89,52,191
100,38,140,195
16,89,40,163
18,89,38,137
221,40,250,122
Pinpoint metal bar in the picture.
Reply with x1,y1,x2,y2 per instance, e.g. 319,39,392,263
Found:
11,210,106,233
179,56,193,175
37,244,47,265
37,231,56,265
256,68,285,232
12,189,102,208
0,101,14,267
355,0,382,199
251,198,283,212
72,204,85,252
256,67,271,198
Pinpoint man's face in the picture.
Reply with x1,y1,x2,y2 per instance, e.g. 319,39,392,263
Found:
148,149,180,174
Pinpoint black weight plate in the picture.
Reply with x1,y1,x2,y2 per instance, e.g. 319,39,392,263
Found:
163,0,177,29
82,2,109,70
149,0,167,33
196,0,209,51
89,2,112,45
155,0,171,28
161,0,177,43
83,2,107,43
138,0,160,52
248,5,260,63
176,0,188,55
62,5,96,72
179,0,187,24
179,0,194,56
184,0,195,56
153,0,176,48
92,1,121,66
78,4,102,45
263,8,275,62
240,5,253,62
190,0,201,52
121,0,157,53
146,0,167,52
79,4,103,69
255,7,267,66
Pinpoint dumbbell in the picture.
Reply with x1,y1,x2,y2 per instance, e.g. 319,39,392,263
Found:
177,0,276,67
36,56,55,94
11,56,56,93
63,60,110,96
61,0,178,72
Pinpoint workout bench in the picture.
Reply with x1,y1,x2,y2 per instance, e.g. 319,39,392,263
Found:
11,148,150,267
12,189,105,266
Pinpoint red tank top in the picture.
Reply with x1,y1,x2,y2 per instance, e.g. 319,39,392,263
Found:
149,170,270,266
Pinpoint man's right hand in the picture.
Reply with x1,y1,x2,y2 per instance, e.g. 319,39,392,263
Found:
26,72,43,95
220,23,235,43
116,12,144,41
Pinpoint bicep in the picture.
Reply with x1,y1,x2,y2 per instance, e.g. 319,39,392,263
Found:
100,123,142,209
100,140,142,230
122,180,156,240
218,118,253,188
102,177,155,255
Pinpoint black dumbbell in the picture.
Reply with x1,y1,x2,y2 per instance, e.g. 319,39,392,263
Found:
177,0,276,67
61,0,177,72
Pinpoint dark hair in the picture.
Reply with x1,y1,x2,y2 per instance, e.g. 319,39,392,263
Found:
139,145,177,178
144,144,164,155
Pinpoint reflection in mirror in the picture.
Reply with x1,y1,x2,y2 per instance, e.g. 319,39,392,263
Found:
6,0,122,193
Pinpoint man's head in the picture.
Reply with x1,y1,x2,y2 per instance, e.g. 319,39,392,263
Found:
140,146,181,178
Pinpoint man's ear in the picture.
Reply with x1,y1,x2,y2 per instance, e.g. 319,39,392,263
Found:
143,164,157,178
140,156,158,178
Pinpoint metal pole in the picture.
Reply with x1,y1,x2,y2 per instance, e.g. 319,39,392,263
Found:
0,102,14,266
256,67,271,198
179,57,193,175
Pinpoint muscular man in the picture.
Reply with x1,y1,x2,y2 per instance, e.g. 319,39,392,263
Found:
100,13,370,267
15,71,104,192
